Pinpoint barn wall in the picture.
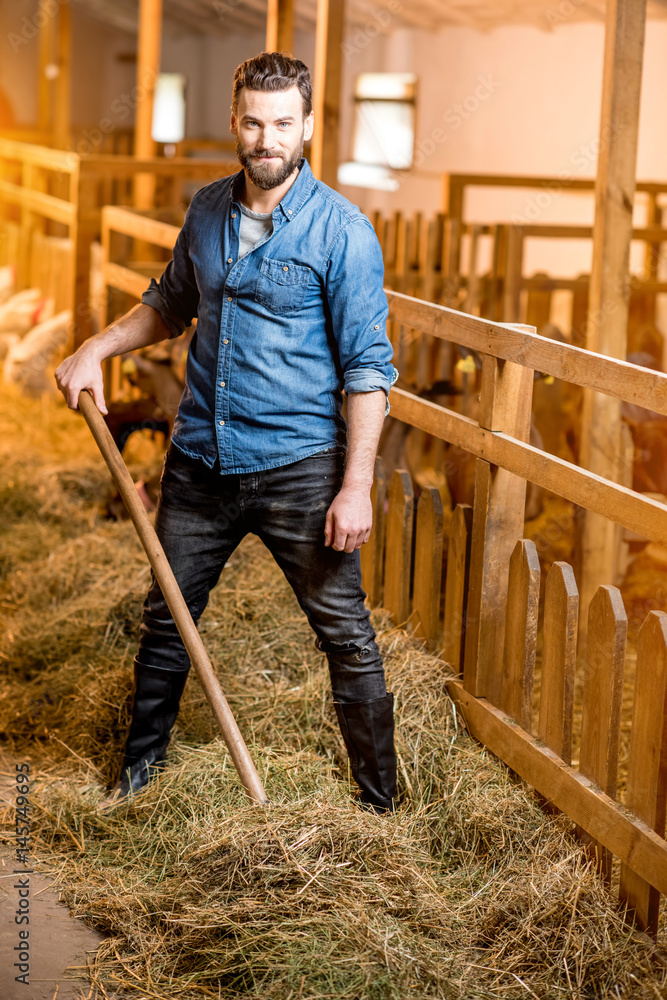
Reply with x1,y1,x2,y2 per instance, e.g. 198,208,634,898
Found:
338,18,667,296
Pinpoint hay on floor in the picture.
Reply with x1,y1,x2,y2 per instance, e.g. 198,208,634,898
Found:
1,385,666,1000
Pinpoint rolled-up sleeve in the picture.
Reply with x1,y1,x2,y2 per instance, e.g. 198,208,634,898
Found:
325,217,398,415
141,209,200,339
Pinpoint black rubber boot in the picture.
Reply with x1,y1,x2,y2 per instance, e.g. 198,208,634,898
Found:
334,693,397,814
101,660,189,807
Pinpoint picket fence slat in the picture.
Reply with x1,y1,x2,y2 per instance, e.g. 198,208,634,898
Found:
501,539,540,732
412,487,444,649
619,611,667,936
538,562,578,766
360,457,387,609
578,585,627,884
383,469,414,626
442,503,473,675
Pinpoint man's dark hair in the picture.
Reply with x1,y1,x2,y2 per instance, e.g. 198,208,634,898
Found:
232,52,313,118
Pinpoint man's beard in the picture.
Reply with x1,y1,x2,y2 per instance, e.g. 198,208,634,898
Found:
235,132,304,190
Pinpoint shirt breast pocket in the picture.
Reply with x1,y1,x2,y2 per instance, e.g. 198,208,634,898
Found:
254,257,312,314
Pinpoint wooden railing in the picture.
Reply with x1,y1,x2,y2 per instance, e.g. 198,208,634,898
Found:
0,139,239,347
96,203,667,938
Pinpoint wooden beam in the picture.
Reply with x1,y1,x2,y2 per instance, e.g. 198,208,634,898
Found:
134,0,162,210
54,2,72,150
388,388,667,547
37,0,54,136
311,0,345,189
266,0,294,53
578,0,647,633
446,680,667,900
463,357,532,703
385,290,667,418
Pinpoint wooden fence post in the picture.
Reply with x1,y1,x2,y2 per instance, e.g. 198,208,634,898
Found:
412,487,444,649
578,584,627,883
442,504,473,676
619,610,667,937
538,562,578,765
383,470,414,627
266,0,294,52
360,457,387,609
72,169,97,348
503,225,524,324
501,539,540,732
462,354,533,703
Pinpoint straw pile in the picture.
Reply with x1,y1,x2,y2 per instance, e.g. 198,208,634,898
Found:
1,386,666,999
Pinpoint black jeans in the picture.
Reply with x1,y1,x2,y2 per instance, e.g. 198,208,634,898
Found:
137,445,387,704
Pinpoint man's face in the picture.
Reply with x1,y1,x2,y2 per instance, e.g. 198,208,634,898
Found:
231,85,314,191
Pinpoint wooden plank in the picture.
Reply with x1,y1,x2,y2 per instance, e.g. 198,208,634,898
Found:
54,2,71,149
501,539,540,732
310,0,345,189
619,611,667,936
446,679,667,899
134,0,163,210
465,223,482,316
37,0,54,136
442,504,472,676
578,0,648,639
503,225,524,323
72,175,98,347
440,172,667,198
578,585,627,883
383,469,414,626
0,139,74,173
463,356,532,703
266,0,294,51
0,180,76,226
412,487,444,649
538,562,578,766
385,290,667,418
388,388,667,546
102,205,179,249
81,156,238,179
104,261,156,300
360,457,387,609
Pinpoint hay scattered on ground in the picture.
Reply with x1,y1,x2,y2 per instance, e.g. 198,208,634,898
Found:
1,385,666,999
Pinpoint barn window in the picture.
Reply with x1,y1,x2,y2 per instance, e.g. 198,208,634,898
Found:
338,72,417,190
152,73,187,148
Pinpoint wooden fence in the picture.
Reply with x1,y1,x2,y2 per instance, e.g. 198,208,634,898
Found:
95,204,667,939
0,138,238,347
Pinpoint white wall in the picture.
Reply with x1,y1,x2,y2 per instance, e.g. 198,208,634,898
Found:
337,18,667,284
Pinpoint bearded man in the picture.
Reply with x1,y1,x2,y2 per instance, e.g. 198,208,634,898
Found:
55,52,399,814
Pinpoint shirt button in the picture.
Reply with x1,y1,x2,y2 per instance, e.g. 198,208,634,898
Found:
374,324,380,330
227,258,233,264
219,420,225,426
283,266,289,271
227,296,233,302
288,209,293,214
223,338,229,344
232,213,237,218
220,381,225,387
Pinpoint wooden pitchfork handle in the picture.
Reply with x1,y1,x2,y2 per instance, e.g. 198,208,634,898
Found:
78,389,269,805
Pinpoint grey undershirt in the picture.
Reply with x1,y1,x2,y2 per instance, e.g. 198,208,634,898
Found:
238,202,273,258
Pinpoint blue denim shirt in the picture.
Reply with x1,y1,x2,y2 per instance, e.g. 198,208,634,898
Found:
142,159,398,473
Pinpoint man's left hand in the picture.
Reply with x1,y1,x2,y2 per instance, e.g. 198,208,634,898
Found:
324,485,372,552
